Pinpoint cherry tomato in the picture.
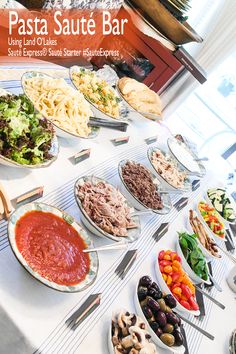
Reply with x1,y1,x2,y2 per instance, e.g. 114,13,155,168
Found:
164,266,173,274
188,296,199,311
162,273,167,282
172,283,181,290
172,272,180,283
159,260,172,267
181,284,192,299
167,275,172,286
172,287,182,296
180,300,191,310
158,250,165,261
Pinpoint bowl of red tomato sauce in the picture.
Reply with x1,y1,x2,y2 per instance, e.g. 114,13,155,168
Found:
8,202,99,292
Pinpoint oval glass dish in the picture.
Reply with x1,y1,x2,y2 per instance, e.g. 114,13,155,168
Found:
8,202,99,292
118,159,172,214
74,175,141,243
69,65,128,123
147,146,192,192
116,83,162,122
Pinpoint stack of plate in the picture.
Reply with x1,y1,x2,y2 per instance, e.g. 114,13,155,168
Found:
160,0,191,21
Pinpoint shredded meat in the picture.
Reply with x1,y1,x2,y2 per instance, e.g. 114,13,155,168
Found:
151,149,187,189
121,161,163,210
77,181,136,237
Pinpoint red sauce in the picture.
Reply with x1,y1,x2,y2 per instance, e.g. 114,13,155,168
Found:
15,210,90,286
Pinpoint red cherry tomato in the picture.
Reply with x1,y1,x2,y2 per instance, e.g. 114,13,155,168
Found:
180,300,191,310
181,284,192,299
188,296,199,311
172,282,181,290
159,260,172,267
172,272,181,283
158,250,165,261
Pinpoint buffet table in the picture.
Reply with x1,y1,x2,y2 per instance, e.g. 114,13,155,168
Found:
0,60,235,354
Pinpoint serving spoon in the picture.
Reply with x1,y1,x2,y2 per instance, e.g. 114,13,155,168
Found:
83,241,128,253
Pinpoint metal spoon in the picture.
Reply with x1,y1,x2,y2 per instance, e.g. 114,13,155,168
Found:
83,241,128,253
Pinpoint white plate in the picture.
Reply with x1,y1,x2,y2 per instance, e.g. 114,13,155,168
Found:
196,201,226,242
206,188,236,226
186,211,221,260
176,232,211,285
21,71,99,140
74,175,141,243
134,281,185,353
147,146,192,192
167,137,206,177
118,159,172,214
155,257,200,317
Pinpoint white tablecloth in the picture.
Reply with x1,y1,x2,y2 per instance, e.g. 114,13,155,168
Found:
0,60,235,354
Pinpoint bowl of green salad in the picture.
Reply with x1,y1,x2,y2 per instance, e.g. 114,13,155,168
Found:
0,89,59,168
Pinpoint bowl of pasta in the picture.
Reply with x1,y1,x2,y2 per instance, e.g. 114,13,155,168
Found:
69,66,126,122
21,71,99,140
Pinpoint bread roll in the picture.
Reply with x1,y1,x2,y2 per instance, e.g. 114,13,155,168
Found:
118,77,162,117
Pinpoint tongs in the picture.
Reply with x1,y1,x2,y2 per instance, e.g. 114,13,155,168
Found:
89,117,128,132
0,182,12,220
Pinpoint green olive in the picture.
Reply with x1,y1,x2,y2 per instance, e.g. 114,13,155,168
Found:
163,324,174,334
158,299,167,312
160,333,175,347
165,306,172,313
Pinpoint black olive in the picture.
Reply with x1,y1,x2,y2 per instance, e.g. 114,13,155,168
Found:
148,287,157,298
147,297,161,313
151,281,161,292
138,286,148,301
139,276,152,287
142,305,153,319
150,321,160,332
164,294,177,309
166,312,179,325
156,328,163,337
156,311,167,328
153,290,163,300
173,330,184,346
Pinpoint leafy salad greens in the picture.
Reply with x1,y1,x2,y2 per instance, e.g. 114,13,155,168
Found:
178,231,208,281
0,94,54,165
